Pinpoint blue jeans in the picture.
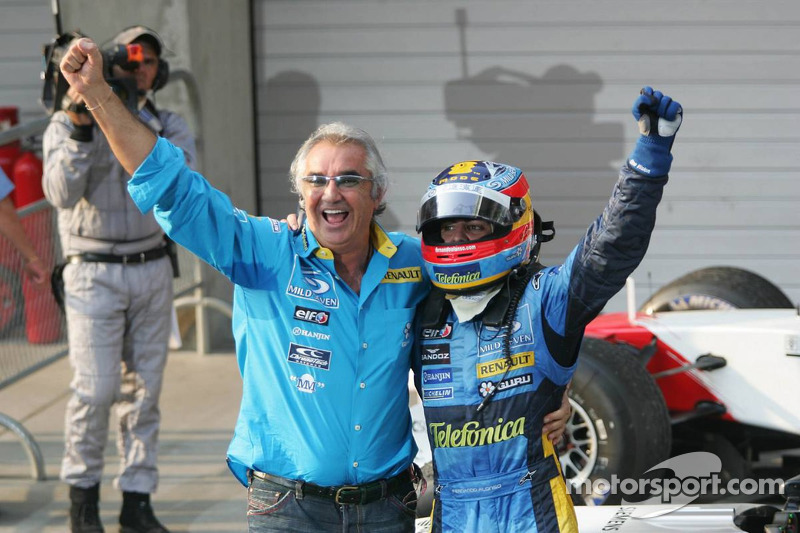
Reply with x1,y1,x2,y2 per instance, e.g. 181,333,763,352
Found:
246,473,417,532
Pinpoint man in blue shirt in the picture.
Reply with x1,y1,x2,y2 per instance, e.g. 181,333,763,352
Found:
57,37,568,532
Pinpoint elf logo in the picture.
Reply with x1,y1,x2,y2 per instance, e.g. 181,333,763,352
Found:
294,306,330,326
421,323,453,340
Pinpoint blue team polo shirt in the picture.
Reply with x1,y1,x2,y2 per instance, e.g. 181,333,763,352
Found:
129,137,430,486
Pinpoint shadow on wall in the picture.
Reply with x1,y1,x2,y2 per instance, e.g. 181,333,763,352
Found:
442,8,625,202
444,64,623,180
261,70,320,218
261,70,403,231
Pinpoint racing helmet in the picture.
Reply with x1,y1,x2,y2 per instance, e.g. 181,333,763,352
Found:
416,161,536,293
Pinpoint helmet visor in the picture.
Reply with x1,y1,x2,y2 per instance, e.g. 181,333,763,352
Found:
417,183,512,233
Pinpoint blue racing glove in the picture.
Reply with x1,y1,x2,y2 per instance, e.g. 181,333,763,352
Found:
627,86,682,177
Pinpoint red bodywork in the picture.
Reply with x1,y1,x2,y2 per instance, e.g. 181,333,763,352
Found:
584,313,733,421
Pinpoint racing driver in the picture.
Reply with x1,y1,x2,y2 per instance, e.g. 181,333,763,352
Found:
413,86,683,532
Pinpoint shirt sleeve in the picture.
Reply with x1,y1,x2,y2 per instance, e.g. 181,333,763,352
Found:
41,112,97,208
129,136,288,287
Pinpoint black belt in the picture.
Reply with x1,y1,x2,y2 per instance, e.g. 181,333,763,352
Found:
250,469,412,505
67,247,168,265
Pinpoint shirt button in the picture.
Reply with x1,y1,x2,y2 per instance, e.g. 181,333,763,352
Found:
359,382,366,389
355,425,361,431
362,342,368,349
353,461,359,468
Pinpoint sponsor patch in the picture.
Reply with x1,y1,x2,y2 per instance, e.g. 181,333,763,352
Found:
423,387,454,401
293,306,330,326
478,304,533,357
478,373,533,398
287,343,332,370
292,326,330,341
382,267,423,283
476,352,534,379
432,263,481,287
291,373,325,394
286,263,340,308
420,343,451,365
421,322,453,340
429,415,526,448
269,217,281,233
422,368,453,385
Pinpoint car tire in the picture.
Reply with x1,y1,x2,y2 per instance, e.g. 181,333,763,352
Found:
560,337,671,505
639,266,793,313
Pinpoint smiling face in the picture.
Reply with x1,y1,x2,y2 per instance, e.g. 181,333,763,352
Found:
300,140,382,254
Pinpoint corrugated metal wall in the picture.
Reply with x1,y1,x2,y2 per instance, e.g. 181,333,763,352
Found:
0,0,54,125
252,0,800,310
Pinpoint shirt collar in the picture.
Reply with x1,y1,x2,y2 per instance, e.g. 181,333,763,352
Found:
295,221,400,261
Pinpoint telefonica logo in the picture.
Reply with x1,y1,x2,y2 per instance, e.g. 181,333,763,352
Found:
434,271,481,285
429,416,525,448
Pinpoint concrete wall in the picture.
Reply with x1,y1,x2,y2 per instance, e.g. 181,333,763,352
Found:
0,0,53,125
56,0,257,347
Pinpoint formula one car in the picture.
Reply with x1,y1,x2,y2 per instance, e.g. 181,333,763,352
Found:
562,266,800,506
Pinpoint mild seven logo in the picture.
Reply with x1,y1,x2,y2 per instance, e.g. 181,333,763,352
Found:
286,263,340,308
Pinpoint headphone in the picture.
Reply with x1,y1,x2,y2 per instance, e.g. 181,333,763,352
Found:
152,56,169,92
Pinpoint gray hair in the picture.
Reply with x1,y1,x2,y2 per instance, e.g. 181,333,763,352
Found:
289,122,388,216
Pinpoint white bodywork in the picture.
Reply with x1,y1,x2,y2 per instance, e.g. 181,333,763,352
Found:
634,309,800,435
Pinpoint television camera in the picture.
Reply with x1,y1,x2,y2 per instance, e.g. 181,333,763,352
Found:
40,30,142,115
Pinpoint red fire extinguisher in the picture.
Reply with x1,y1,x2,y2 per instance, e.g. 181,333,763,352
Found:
14,148,63,344
0,106,24,335
0,106,20,178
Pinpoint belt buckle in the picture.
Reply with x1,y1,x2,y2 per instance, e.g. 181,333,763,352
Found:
334,485,362,505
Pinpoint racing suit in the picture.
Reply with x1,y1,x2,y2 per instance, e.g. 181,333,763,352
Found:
42,104,195,493
415,165,668,532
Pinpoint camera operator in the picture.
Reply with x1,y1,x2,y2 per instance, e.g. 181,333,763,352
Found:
42,26,195,533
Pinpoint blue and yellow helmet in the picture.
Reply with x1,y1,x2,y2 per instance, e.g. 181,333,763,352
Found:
417,161,536,294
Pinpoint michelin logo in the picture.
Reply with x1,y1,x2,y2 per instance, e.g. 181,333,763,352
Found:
423,387,454,401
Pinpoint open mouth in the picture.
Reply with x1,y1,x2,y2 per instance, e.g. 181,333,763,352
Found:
323,209,349,224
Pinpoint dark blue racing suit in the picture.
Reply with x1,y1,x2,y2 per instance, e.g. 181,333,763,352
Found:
415,165,667,532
